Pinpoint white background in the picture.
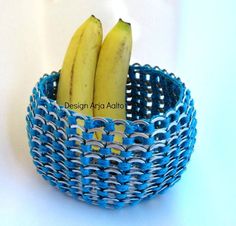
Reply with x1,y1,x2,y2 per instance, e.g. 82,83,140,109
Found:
0,1,235,226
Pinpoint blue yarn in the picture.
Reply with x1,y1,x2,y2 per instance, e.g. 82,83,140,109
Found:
45,114,53,121
68,116,77,124
118,162,131,172
81,178,90,185
64,149,76,158
84,119,94,129
114,202,125,208
41,166,50,173
68,179,77,186
116,184,129,192
80,156,91,165
55,119,64,127
64,160,76,169
98,159,110,168
142,151,153,159
51,152,63,161
39,145,48,154
116,174,131,183
137,183,148,190
52,162,62,171
54,172,63,179
156,167,168,176
97,170,110,179
80,167,90,176
69,187,78,194
53,130,62,139
144,137,155,145
99,148,111,155
97,190,108,197
141,162,152,171
102,134,114,142
66,171,77,179
81,144,91,152
120,150,132,158
58,110,66,118
39,156,49,164
82,187,91,193
155,177,165,184
82,132,93,140
65,127,76,135
64,140,75,147
139,173,150,181
122,137,134,145
40,134,50,143
104,120,114,131
52,141,63,150
97,181,109,189
116,193,127,200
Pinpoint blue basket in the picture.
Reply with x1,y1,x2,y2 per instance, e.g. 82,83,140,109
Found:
26,64,197,209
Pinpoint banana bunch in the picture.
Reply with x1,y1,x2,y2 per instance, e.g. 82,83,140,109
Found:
57,16,132,151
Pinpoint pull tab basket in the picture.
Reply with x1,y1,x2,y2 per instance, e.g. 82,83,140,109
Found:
26,63,197,209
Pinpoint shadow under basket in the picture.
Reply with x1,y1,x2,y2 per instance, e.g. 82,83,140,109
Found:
26,63,197,209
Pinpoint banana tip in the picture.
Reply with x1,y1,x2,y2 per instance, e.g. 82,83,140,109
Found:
91,14,101,22
119,18,131,26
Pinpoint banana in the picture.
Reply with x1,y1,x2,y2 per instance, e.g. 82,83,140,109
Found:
57,15,102,118
94,19,132,152
56,17,89,105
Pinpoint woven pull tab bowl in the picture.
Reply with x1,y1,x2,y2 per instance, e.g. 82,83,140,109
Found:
26,63,197,209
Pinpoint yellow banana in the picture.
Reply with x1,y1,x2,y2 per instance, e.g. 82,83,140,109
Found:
57,15,102,117
57,17,90,105
94,19,132,152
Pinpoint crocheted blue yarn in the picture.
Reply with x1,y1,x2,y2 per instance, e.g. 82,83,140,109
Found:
26,64,197,209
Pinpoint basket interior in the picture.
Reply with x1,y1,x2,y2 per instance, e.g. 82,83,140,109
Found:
126,66,181,120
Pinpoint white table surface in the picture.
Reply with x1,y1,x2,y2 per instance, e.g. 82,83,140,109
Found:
0,1,235,226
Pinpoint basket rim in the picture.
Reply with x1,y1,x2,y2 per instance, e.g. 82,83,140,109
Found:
37,63,188,124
